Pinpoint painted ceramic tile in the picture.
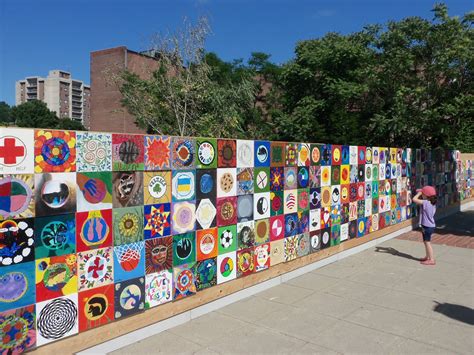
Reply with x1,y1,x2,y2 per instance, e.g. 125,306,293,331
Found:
270,239,285,266
340,223,349,242
144,171,172,205
236,248,255,277
0,217,34,267
254,218,270,245
269,215,285,241
254,243,270,272
357,217,367,237
285,143,297,167
34,130,76,173
237,168,254,195
0,174,35,219
270,141,285,167
298,143,310,166
237,195,253,222
320,207,331,229
296,233,310,257
330,225,340,246
320,144,331,166
114,277,145,319
237,221,255,249
35,172,76,216
35,253,77,302
145,236,173,274
297,167,309,189
341,145,350,165
113,241,145,282
254,141,270,167
341,184,350,204
270,167,284,192
0,304,36,353
284,213,298,237
196,169,216,200
254,192,270,220
171,137,195,169
309,209,321,232
112,171,143,208
196,138,217,169
196,198,217,229
297,210,309,233
78,284,114,332
144,135,171,170
321,166,331,186
36,294,78,346
77,247,113,291
196,228,218,261
76,131,112,172
284,190,297,214
217,225,237,254
76,209,113,252
284,167,297,189
340,165,350,185
358,146,366,165
349,146,358,165
331,145,342,165
284,236,298,261
114,206,144,245
76,172,113,212
145,269,173,308
217,139,236,168
236,140,254,168
270,191,283,216
0,128,34,174
298,189,310,212
254,167,270,193
309,188,321,209
0,261,35,312
321,228,331,249
331,185,341,205
172,233,195,266
216,196,237,227
172,170,195,202
196,257,217,291
217,251,236,284
216,168,236,197
309,231,321,252
112,134,144,171
143,203,171,239
35,214,76,258
173,263,196,300
310,144,321,166
171,201,196,234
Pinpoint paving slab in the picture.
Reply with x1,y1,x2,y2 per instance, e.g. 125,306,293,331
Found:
109,210,473,354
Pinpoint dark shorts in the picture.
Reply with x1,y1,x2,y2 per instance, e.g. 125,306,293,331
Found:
421,225,435,242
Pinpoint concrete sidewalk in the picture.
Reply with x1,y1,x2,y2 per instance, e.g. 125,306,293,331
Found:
110,236,473,354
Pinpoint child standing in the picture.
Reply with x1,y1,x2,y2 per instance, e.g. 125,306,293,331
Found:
413,186,437,265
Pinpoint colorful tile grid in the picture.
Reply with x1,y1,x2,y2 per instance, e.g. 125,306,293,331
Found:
0,127,471,352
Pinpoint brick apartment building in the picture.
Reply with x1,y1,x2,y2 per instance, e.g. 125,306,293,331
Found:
89,46,160,133
16,70,90,125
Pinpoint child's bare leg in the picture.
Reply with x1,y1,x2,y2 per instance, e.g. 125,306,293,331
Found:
424,241,434,260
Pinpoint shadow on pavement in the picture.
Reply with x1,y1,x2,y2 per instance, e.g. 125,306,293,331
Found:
433,301,474,326
374,246,421,261
434,210,474,237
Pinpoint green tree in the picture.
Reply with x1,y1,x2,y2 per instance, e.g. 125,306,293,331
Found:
366,4,473,150
116,17,258,138
272,3,473,151
11,100,86,130
0,101,13,124
12,101,59,128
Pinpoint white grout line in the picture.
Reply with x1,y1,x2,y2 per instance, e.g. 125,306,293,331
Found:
78,203,471,355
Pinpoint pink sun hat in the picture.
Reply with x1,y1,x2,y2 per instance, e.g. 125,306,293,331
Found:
416,185,436,197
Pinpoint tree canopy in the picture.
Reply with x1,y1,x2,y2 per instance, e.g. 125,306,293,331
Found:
10,100,86,130
117,4,472,151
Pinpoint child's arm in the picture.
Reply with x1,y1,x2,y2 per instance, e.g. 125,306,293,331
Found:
413,191,424,206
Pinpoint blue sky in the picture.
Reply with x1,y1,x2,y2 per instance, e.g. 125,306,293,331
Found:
0,0,471,105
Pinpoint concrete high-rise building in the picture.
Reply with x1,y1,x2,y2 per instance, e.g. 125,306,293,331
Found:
16,70,90,125
90,46,160,133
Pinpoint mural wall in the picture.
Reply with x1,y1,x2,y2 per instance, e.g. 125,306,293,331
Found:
0,127,471,353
